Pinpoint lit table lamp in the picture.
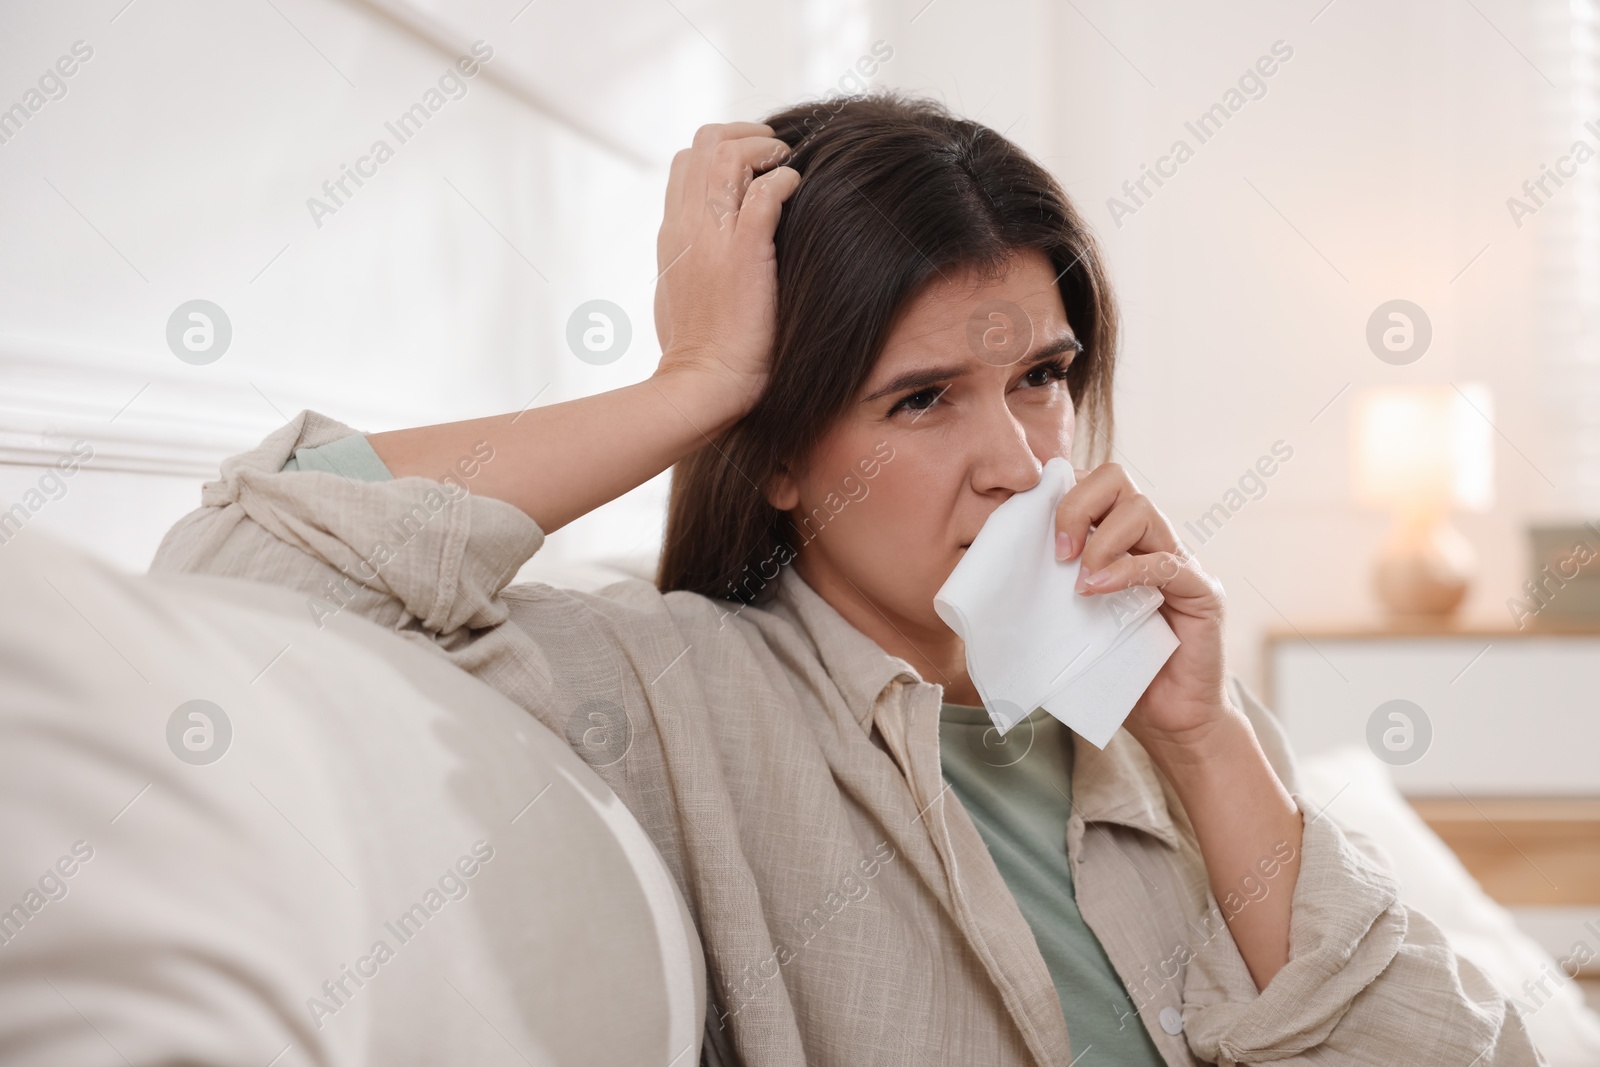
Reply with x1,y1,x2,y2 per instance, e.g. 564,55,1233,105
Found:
1351,384,1494,619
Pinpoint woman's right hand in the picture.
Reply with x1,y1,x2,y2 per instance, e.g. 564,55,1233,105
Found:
368,124,800,534
652,122,801,420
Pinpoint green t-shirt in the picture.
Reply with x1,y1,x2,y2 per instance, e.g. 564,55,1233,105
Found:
281,439,1166,1061
279,433,394,480
939,702,1165,1065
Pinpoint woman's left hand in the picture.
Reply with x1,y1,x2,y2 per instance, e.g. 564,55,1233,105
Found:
1059,464,1304,992
1054,462,1234,751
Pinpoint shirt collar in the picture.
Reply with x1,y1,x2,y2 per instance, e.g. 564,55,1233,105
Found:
770,564,921,732
769,564,1181,852
1071,730,1182,851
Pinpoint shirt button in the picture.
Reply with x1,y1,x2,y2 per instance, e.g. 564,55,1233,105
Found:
1159,1006,1184,1035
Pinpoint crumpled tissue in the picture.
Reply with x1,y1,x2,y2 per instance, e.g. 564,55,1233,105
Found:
933,456,1181,749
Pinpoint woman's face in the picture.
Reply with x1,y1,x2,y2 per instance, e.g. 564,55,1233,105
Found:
768,246,1079,642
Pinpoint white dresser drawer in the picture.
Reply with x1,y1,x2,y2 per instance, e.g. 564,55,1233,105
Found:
1266,627,1600,796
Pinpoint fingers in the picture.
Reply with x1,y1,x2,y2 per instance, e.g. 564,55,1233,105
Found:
1075,550,1220,606
732,165,802,247
1069,494,1179,577
665,122,779,217
669,123,793,232
1055,463,1164,563
665,148,689,222
694,120,778,146
1056,462,1196,599
697,138,794,234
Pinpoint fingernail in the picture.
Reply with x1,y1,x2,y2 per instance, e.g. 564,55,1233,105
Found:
1078,568,1109,593
1055,532,1072,561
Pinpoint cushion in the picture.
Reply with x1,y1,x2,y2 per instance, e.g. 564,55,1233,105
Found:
0,526,703,1066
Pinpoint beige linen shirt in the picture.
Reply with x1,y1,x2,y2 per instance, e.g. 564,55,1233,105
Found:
149,410,1542,1067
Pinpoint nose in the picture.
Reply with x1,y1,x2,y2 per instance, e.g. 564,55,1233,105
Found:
969,393,1044,498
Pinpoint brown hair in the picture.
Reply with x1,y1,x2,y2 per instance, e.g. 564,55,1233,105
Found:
656,87,1119,606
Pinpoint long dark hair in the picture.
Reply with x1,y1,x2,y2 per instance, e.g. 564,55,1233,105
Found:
657,87,1119,606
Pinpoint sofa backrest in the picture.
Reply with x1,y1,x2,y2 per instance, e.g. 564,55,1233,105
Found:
0,527,703,1066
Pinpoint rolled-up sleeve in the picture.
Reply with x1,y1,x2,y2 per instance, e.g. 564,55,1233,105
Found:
1178,689,1544,1066
149,409,543,641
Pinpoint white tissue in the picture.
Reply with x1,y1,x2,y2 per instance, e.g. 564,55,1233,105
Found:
932,456,1181,749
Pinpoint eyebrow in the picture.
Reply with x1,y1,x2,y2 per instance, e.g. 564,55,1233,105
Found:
860,333,1084,405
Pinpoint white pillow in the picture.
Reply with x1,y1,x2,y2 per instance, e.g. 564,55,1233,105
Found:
0,527,703,1066
1296,745,1600,1067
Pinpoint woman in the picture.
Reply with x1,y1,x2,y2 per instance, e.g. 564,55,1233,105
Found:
152,89,1539,1066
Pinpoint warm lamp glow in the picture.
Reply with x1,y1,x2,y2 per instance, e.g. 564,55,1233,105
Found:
1352,384,1494,515
1350,383,1496,619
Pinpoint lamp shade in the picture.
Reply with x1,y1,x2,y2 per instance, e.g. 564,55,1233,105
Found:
1351,383,1494,514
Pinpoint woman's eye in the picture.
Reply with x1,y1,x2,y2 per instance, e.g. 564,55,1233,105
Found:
890,387,944,416
889,360,1070,418
1022,359,1073,389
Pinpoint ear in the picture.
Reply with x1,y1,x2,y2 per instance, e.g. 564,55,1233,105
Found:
766,464,800,511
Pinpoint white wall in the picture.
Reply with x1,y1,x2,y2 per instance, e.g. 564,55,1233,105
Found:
1027,0,1590,694
1,0,721,570
3,0,1594,703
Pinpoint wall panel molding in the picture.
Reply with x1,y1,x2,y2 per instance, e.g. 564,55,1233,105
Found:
0,338,399,480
